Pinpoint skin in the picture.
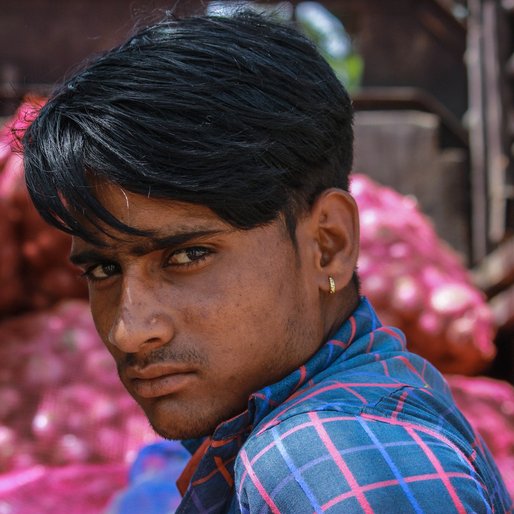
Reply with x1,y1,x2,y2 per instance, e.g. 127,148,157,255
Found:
70,184,360,440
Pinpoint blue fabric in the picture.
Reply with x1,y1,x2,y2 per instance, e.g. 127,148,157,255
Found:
106,441,189,514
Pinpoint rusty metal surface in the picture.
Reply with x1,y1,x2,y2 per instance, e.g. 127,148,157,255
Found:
353,86,468,148
318,0,468,119
467,0,514,264
0,0,469,119
0,0,205,114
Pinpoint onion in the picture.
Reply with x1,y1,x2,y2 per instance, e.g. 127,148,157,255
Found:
430,283,477,317
53,434,90,465
0,427,16,470
351,173,496,374
0,387,22,421
391,275,423,320
23,353,66,388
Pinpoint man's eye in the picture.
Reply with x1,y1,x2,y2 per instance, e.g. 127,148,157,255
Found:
167,247,211,266
82,263,120,281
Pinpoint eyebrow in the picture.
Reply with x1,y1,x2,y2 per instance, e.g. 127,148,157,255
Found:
69,229,225,266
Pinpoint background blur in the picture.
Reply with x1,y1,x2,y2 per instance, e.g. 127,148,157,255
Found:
0,1,513,512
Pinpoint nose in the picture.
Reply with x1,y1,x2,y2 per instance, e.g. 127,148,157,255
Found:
107,277,174,353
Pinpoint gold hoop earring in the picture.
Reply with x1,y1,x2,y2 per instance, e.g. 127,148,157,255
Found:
328,276,336,294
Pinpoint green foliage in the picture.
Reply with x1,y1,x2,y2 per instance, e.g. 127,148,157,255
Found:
295,2,364,92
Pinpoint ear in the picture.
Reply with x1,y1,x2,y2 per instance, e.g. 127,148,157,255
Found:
308,188,360,294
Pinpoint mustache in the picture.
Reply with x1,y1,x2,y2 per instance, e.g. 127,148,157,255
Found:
121,345,207,370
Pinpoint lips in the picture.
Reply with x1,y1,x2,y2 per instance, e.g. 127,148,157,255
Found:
125,364,194,399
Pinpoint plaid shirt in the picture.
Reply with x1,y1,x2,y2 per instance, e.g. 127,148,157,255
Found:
177,298,512,513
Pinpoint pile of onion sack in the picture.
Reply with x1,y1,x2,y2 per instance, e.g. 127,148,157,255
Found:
446,375,514,496
0,301,158,512
351,173,496,375
0,98,88,318
0,464,128,514
0,102,157,512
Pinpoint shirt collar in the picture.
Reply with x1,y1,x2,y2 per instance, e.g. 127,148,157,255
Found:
184,296,381,450
247,296,380,427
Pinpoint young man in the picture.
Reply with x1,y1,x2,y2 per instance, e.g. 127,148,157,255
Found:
23,12,511,513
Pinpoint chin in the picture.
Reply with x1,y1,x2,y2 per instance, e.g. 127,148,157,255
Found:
149,419,214,441
135,391,249,441
143,403,224,441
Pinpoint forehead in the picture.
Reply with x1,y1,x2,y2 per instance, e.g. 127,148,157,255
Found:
94,183,221,225
71,183,232,250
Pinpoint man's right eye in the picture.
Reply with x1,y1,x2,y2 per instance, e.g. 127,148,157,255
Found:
81,263,120,281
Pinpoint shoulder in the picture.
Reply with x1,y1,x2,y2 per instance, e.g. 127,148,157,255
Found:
234,409,507,513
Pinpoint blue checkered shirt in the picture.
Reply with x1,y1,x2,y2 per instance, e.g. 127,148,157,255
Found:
177,298,512,513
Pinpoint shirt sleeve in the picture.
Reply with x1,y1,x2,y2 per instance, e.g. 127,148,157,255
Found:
234,410,498,513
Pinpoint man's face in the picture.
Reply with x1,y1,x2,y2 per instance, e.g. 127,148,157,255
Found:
70,185,324,440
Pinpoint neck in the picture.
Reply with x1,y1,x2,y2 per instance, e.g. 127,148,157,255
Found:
324,282,360,342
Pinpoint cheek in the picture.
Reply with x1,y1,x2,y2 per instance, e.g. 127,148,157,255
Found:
87,285,126,357
88,292,112,342
186,264,297,362
211,274,273,323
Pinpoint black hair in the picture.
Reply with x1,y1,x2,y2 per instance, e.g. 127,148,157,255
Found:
23,11,354,244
